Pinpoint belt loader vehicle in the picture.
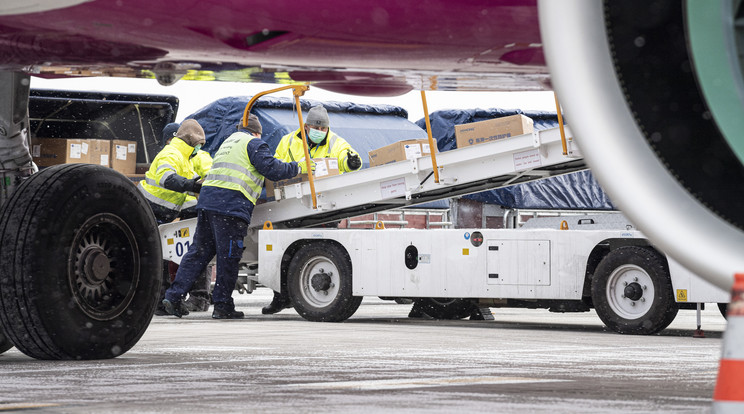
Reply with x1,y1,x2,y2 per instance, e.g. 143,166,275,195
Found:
161,100,730,335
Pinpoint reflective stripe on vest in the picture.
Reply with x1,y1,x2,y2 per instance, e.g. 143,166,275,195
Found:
138,183,182,210
202,132,264,203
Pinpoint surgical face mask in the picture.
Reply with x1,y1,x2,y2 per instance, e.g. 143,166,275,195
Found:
307,128,327,144
192,144,202,155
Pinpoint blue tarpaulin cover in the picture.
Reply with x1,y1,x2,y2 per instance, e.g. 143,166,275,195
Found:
416,109,616,210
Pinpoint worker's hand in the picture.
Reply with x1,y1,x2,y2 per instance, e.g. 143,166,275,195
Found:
189,178,203,193
298,158,316,175
346,150,361,170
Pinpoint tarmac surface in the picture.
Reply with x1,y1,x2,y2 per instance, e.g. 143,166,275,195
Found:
0,288,728,413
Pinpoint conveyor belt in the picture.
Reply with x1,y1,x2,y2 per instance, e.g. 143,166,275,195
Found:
251,126,584,228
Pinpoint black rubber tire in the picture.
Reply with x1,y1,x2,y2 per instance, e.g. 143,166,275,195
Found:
286,241,362,322
414,298,474,320
718,303,728,319
0,164,162,360
591,246,678,335
0,328,12,354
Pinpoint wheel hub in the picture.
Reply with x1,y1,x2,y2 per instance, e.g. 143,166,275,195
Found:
311,269,332,292
81,246,112,284
623,282,644,301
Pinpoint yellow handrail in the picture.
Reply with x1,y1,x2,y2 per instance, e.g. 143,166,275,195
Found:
554,92,568,156
420,90,440,183
241,84,317,209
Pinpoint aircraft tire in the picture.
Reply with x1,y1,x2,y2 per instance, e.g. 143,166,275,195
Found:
287,241,361,322
591,246,678,335
0,164,161,359
413,298,473,320
0,328,12,354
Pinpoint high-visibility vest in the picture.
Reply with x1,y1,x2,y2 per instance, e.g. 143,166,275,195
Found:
139,137,197,211
202,132,264,203
274,128,360,173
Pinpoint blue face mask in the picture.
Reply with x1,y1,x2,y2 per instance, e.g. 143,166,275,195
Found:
192,144,201,155
307,128,327,144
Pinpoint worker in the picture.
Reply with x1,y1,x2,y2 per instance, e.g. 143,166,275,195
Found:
139,119,204,224
162,113,304,319
262,104,363,315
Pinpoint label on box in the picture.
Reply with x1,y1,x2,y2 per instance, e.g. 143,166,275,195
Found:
513,148,542,170
403,144,422,160
128,143,136,153
380,177,406,198
116,145,127,160
81,142,89,154
315,161,329,177
100,155,109,166
422,143,430,154
328,159,338,170
69,144,82,159
32,145,40,157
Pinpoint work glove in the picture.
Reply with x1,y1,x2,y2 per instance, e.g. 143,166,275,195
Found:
346,150,362,170
298,158,316,175
188,178,203,193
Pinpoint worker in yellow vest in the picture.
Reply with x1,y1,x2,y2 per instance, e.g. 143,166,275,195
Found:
139,119,205,224
163,114,302,319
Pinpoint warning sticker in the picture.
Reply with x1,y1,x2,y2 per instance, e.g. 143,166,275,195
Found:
513,148,542,171
676,289,688,302
380,177,406,198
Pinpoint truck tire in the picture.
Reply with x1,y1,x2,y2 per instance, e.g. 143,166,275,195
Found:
286,241,362,322
413,298,474,320
0,164,162,360
591,246,678,335
0,328,12,354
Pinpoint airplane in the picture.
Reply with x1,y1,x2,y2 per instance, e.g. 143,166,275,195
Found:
0,0,741,359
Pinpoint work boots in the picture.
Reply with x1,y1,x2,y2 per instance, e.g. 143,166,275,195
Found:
261,291,292,315
212,303,244,319
184,294,210,312
162,299,190,318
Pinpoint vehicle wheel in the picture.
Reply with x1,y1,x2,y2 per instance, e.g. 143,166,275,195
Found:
718,303,728,319
413,298,474,320
0,164,162,360
0,328,12,354
286,241,361,322
591,246,678,335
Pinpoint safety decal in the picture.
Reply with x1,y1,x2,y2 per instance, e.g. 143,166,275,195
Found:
178,228,190,238
167,238,174,245
462,248,469,256
464,232,471,240
676,289,688,302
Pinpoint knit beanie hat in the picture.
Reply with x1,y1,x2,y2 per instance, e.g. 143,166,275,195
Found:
176,119,205,147
242,113,262,136
306,105,329,128
161,122,180,147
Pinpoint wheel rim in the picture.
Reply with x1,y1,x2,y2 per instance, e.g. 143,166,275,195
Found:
298,255,340,308
605,264,655,320
68,213,140,321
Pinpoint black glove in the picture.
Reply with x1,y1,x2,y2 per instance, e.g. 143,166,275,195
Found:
189,178,203,193
346,150,361,170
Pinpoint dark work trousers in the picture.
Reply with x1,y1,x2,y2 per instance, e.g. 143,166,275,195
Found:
165,209,248,310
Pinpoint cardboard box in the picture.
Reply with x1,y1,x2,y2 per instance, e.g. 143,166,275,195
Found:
368,139,436,167
454,114,534,148
32,138,90,167
87,139,111,167
111,140,137,174
265,158,339,200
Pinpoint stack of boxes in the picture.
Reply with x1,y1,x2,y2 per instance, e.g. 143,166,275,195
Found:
31,138,137,175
